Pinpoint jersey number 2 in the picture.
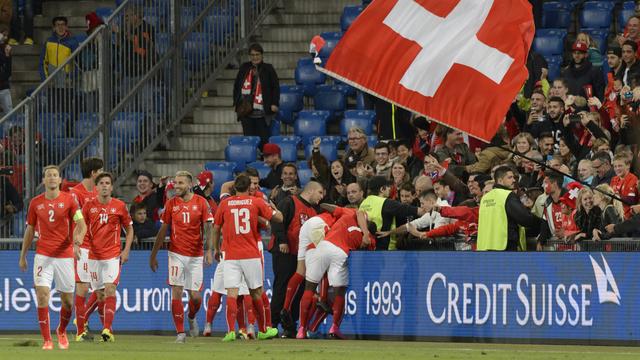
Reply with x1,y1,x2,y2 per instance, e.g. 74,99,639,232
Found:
48,210,55,223
231,208,250,235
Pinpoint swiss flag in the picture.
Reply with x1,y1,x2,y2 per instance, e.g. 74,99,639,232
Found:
321,0,534,141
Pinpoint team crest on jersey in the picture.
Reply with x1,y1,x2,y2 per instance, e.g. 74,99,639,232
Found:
192,205,198,211
90,208,98,213
300,213,309,224
110,208,116,213
58,203,64,208
37,204,45,210
173,206,180,211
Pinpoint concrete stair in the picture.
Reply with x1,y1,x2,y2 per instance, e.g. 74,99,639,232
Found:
118,0,359,200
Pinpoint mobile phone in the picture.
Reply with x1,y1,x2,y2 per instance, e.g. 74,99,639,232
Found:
568,113,581,123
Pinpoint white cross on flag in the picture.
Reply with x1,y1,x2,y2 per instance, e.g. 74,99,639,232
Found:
320,0,534,141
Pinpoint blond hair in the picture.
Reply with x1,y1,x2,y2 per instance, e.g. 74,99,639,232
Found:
576,187,593,212
175,170,193,183
42,165,60,178
595,184,625,222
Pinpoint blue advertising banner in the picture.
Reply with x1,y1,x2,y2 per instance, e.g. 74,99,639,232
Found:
1,251,638,342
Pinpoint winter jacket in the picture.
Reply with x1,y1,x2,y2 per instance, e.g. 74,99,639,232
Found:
233,61,280,116
561,59,604,100
39,31,79,81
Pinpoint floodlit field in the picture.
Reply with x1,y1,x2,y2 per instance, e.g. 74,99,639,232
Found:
1,334,640,360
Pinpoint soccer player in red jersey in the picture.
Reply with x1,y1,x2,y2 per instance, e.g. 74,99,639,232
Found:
298,208,376,339
212,174,283,341
69,157,103,341
19,165,88,350
150,171,214,343
81,172,134,342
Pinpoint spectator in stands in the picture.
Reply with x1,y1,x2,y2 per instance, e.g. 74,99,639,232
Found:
434,127,476,178
617,16,640,53
537,132,555,160
558,138,577,174
591,151,615,186
130,170,163,222
0,24,11,118
398,182,418,207
260,143,284,189
9,0,33,45
577,159,595,184
524,50,548,98
343,127,375,167
561,41,604,100
328,159,352,206
308,140,331,190
464,125,510,174
388,161,409,200
528,95,567,143
550,78,569,102
610,154,639,219
233,43,279,149
572,187,601,242
607,47,624,81
618,40,640,87
131,202,158,240
538,171,567,249
193,170,218,214
576,32,603,67
395,138,421,178
433,179,454,206
592,184,625,240
519,150,545,189
373,142,392,177
510,132,536,169
269,163,299,206
39,16,78,81
359,176,422,250
345,181,364,207
387,189,447,243
521,90,546,136
411,116,432,162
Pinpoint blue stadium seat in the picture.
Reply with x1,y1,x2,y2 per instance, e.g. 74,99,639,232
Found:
110,112,144,140
63,163,83,181
74,34,88,44
277,85,304,125
319,31,343,63
304,136,340,162
344,109,376,125
356,91,372,110
313,84,346,121
184,32,210,67
203,161,237,200
1,113,24,137
542,2,572,29
37,113,70,142
225,143,257,171
619,2,636,32
76,113,99,138
341,116,374,137
581,28,609,55
296,160,310,169
12,211,26,238
295,58,326,96
297,167,313,187
333,79,356,96
228,135,261,147
545,55,563,81
294,110,329,143
268,135,301,162
247,161,271,179
95,7,113,22
270,119,281,137
341,5,363,31
533,29,567,56
155,33,171,55
580,2,614,29
366,135,378,148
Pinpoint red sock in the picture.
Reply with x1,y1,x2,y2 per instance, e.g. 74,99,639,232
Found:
261,292,272,327
58,305,72,333
283,272,304,311
332,295,345,327
97,301,105,326
74,295,86,334
236,296,246,330
309,307,329,332
298,290,315,329
103,296,116,331
252,297,266,333
37,307,52,342
225,296,237,332
319,275,329,302
243,295,255,326
85,292,98,316
206,293,222,323
188,298,201,320
171,299,185,334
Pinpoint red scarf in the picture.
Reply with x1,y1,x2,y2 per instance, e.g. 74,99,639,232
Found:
241,68,264,111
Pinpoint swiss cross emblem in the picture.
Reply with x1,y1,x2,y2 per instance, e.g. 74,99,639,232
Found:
110,208,116,213
37,204,44,210
90,208,98,213
192,205,198,211
58,203,64,208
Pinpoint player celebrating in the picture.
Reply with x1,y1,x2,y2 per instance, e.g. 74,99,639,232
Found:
81,172,134,342
69,157,103,341
298,208,375,339
212,174,283,341
19,165,87,350
150,171,214,343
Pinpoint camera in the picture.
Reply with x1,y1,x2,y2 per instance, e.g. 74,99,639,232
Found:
568,113,582,123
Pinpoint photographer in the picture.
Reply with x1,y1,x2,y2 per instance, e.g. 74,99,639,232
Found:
561,110,609,168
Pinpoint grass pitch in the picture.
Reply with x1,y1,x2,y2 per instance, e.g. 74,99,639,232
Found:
1,334,640,360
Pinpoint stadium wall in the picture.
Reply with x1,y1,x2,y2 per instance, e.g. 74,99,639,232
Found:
0,251,638,344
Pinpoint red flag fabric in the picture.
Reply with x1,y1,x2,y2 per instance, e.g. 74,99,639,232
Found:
321,0,535,141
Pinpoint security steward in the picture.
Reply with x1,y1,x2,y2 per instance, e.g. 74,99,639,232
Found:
477,166,540,251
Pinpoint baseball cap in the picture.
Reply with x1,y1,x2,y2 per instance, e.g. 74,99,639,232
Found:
572,41,588,53
607,47,622,58
197,170,213,190
262,143,281,156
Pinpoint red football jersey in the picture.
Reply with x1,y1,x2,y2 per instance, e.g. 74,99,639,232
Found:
161,194,213,257
325,211,375,254
318,207,355,228
610,173,639,219
70,182,97,249
215,195,274,260
83,197,133,260
27,192,81,258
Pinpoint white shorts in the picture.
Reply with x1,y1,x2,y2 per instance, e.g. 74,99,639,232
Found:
212,255,249,296
168,251,204,291
305,241,349,287
34,254,75,293
88,258,120,290
223,258,263,290
298,216,328,261
75,247,91,283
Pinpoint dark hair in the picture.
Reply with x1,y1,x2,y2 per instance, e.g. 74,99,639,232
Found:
544,171,564,188
244,167,260,178
234,174,251,192
538,132,554,141
493,166,514,182
374,142,390,152
367,176,390,195
592,151,612,165
367,221,378,236
248,43,264,54
52,16,68,25
623,39,639,53
131,202,147,212
395,138,411,150
81,157,104,179
94,172,113,185
553,78,569,88
548,96,565,107
418,189,437,199
282,162,298,175
531,88,546,99
399,181,415,194
136,170,153,182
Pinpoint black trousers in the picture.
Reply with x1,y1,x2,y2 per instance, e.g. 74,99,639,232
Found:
269,249,301,328
240,116,270,150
